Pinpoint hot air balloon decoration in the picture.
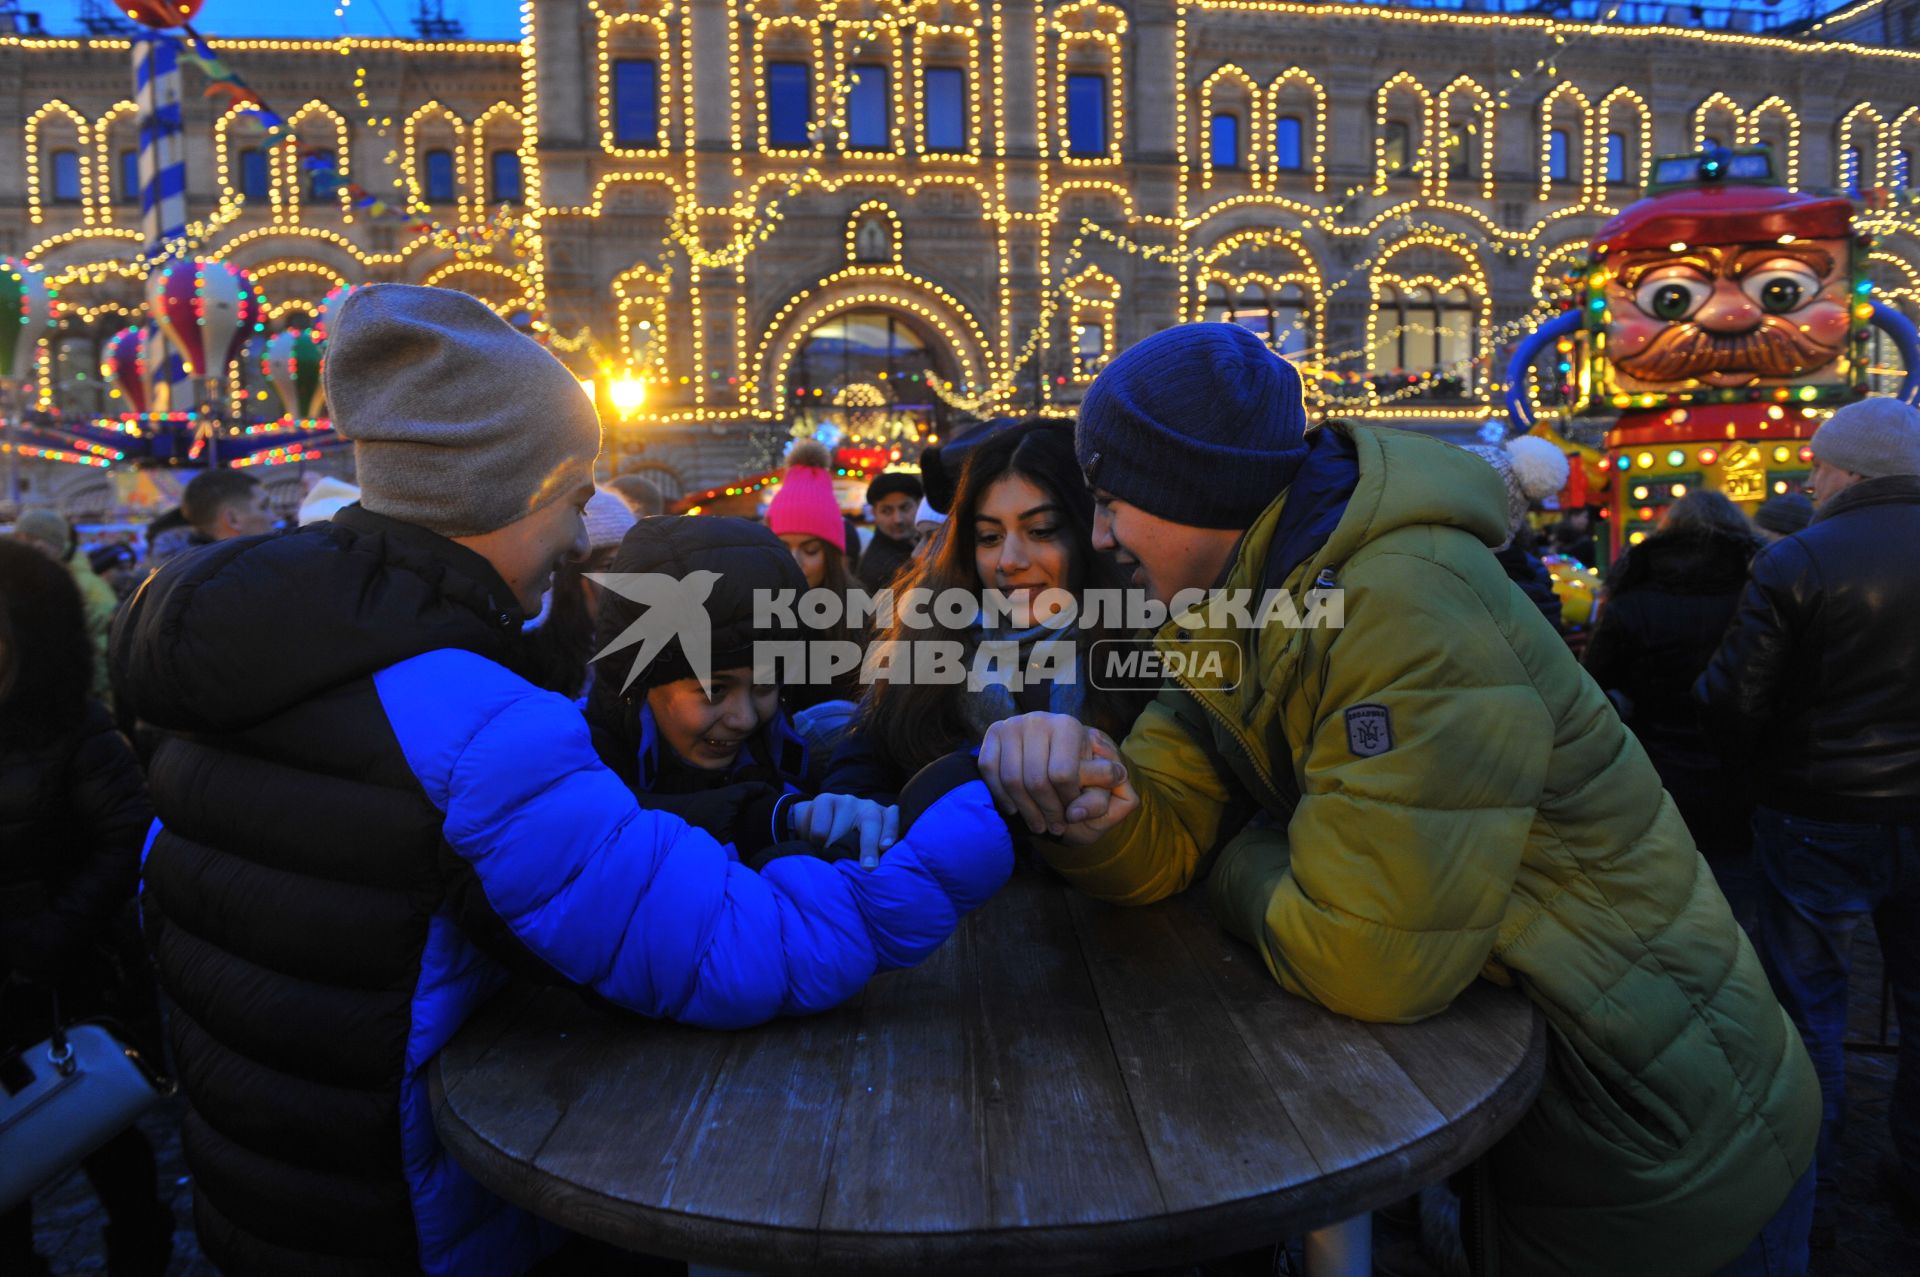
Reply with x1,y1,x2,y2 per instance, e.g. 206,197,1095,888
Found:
0,257,58,387
120,1,203,30
148,257,264,391
103,325,153,415
263,326,326,421
314,282,359,342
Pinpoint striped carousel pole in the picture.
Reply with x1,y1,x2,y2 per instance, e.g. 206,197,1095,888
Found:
134,33,193,420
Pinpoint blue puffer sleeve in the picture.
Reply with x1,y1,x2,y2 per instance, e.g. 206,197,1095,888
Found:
375,650,1012,1029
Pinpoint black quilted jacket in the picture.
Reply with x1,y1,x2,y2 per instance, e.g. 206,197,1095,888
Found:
1697,474,1920,820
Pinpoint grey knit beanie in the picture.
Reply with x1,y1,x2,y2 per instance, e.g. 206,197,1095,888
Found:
324,284,601,537
1810,398,1920,479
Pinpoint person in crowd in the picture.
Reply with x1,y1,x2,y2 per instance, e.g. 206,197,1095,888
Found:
605,472,665,518
0,541,173,1277
586,515,899,865
855,470,924,593
141,507,196,569
110,285,1012,1277
1461,435,1571,634
523,488,635,699
977,323,1818,1277
1549,505,1600,566
296,475,361,526
824,420,1147,802
12,507,119,700
1585,489,1762,915
766,438,863,708
179,469,273,543
1697,396,1920,1243
1751,490,1813,543
913,495,947,560
87,542,141,601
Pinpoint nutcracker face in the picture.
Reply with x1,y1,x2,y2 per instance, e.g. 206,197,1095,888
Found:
1602,237,1853,393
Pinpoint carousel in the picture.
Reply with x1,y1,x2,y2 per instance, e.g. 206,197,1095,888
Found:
1507,146,1920,562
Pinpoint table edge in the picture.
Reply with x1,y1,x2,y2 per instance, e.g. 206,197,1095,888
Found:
430,1001,1548,1276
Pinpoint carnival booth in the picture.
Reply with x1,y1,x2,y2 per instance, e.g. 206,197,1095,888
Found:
1507,147,1920,562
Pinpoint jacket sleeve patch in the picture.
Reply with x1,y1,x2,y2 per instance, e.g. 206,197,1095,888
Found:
1344,703,1394,757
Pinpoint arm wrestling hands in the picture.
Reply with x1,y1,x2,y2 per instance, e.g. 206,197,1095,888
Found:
978,712,1138,844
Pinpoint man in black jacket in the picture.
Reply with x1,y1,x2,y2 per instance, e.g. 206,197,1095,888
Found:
854,471,923,593
1697,395,1920,1238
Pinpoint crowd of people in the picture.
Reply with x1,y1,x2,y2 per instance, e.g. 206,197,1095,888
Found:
3,283,1917,1277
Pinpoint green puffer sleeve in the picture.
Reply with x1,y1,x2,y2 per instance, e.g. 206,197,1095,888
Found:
1249,545,1554,1023
1038,688,1234,905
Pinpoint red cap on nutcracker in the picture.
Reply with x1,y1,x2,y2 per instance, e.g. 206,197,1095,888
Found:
1595,184,1854,255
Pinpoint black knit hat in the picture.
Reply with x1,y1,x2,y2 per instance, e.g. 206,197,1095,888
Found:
590,516,807,693
865,471,923,507
922,416,1075,514
1076,323,1309,529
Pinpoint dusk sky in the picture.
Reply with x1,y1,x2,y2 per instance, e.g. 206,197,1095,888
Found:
28,0,524,40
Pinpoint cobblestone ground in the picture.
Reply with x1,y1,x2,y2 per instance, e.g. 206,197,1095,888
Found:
29,938,1919,1276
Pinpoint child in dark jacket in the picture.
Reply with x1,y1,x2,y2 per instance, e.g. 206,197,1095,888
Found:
585,516,900,865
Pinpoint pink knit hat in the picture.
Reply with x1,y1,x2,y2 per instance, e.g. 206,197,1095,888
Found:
765,440,846,551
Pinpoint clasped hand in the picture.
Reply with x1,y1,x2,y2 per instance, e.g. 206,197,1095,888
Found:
978,712,1137,844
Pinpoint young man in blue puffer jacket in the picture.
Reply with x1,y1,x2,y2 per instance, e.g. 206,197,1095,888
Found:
110,285,1014,1277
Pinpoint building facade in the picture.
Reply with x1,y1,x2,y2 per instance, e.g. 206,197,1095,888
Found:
3,0,1917,504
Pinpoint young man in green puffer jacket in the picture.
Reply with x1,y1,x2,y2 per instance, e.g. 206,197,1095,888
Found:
980,323,1819,1277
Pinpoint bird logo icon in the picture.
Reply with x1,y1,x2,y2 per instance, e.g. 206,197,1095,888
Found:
586,570,725,694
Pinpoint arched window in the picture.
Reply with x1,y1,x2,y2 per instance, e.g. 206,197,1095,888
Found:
492,150,523,204
306,150,339,201
1842,146,1862,196
789,310,952,444
1067,73,1107,156
1382,121,1412,176
1547,130,1571,183
425,149,456,203
239,147,269,200
1446,124,1473,180
1210,111,1240,169
1897,150,1914,192
1605,132,1627,185
50,149,81,203
118,149,138,203
1275,116,1303,171
614,58,660,147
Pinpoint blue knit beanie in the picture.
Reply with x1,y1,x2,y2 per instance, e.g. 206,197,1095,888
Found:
1076,323,1309,529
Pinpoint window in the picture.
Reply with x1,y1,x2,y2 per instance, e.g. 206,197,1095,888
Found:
847,63,889,149
239,147,268,200
1066,73,1107,157
1547,129,1571,183
306,149,339,201
1074,322,1106,378
424,148,456,203
924,66,965,152
119,149,139,203
1605,131,1628,184
614,59,660,147
1842,145,1861,197
1275,116,1303,171
492,150,523,204
1896,150,1913,193
1447,124,1473,179
1383,121,1411,175
1210,112,1240,170
50,149,81,203
767,61,812,147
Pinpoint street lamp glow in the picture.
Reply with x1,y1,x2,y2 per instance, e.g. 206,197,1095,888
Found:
576,377,596,405
609,375,647,417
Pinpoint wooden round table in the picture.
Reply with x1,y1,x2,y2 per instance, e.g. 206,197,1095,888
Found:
432,873,1546,1276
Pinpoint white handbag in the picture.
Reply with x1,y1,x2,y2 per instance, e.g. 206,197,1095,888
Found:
0,1013,173,1213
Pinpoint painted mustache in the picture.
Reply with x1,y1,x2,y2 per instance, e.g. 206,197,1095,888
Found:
1618,318,1841,382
